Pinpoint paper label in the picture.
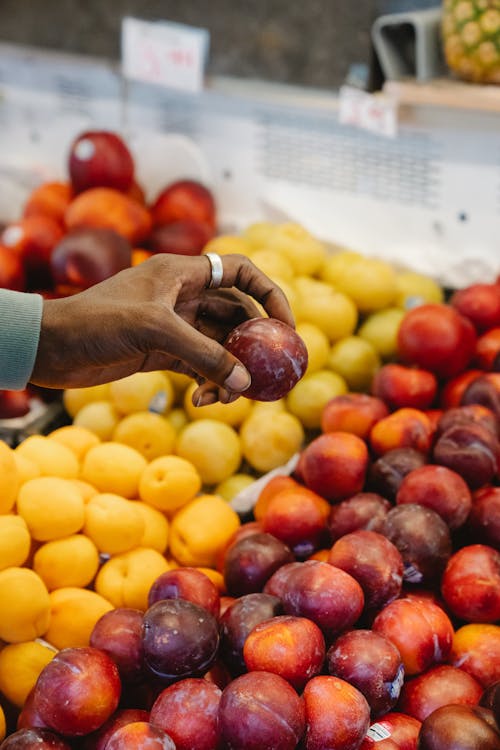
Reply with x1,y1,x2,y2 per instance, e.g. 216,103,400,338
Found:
121,16,209,93
366,723,392,741
339,85,398,138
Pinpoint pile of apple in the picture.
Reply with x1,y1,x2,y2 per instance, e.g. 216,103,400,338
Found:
3,286,500,748
0,129,217,419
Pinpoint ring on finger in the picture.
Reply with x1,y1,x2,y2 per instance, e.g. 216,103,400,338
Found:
205,253,224,289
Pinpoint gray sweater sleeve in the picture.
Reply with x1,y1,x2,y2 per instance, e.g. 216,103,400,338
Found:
0,289,43,390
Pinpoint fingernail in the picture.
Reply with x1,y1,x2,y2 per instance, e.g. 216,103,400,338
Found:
193,394,202,407
200,391,218,406
224,364,251,393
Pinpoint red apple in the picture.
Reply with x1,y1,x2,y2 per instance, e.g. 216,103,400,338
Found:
68,130,135,194
150,180,216,230
397,303,477,379
224,317,308,401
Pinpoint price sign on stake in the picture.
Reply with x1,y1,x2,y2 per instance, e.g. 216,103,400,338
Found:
121,17,210,93
339,85,398,138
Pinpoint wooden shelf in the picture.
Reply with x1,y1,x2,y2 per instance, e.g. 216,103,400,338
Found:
383,77,500,114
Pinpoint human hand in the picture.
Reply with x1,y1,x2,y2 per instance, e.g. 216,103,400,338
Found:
31,252,294,404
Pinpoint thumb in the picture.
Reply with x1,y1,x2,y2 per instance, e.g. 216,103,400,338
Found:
163,315,251,396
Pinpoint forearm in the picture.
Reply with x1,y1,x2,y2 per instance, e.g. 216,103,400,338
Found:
0,289,43,390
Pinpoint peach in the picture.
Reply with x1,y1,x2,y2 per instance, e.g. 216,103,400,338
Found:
450,624,500,688
441,544,500,623
372,597,454,675
468,486,500,548
398,664,483,722
301,431,369,502
328,492,391,541
321,393,389,439
90,608,144,684
105,721,175,749
220,592,283,675
303,675,371,750
260,485,331,558
148,567,220,618
367,447,427,502
243,614,326,691
382,504,452,585
65,187,152,245
218,671,305,750
372,363,438,411
328,530,403,613
23,180,73,225
149,678,221,750
396,464,472,530
32,646,121,736
150,179,216,229
280,560,364,640
327,629,404,717
223,532,294,597
369,408,433,457
397,303,477,379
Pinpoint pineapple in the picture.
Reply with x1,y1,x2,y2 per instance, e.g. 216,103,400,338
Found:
442,0,500,83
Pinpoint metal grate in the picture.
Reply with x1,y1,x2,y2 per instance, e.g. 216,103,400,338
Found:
257,111,442,210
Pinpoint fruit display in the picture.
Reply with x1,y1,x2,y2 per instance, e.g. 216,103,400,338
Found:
0,127,500,747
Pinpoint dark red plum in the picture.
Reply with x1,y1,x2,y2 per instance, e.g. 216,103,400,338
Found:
142,599,219,681
223,532,294,597
147,567,220,618
368,448,427,502
150,678,221,750
224,317,308,401
328,493,391,542
90,608,144,683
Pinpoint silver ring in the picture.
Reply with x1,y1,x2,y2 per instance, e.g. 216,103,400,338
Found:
206,252,224,289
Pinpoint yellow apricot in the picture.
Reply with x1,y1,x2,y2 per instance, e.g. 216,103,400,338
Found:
17,477,85,541
81,442,147,498
95,547,169,611
138,455,201,514
0,639,56,707
0,439,19,514
175,419,242,486
15,435,79,479
0,567,51,643
0,515,31,571
48,424,100,461
112,411,176,461
134,502,169,553
63,383,112,418
44,587,113,649
33,534,100,590
84,493,145,555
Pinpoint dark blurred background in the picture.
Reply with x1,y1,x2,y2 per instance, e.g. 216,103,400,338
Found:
0,0,440,89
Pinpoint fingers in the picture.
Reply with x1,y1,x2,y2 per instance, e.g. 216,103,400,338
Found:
158,313,252,398
204,254,295,328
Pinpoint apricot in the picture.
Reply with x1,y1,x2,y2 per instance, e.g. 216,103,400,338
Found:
134,502,169,553
15,435,79,478
44,587,114,649
33,534,100,590
0,515,31,570
81,442,147,498
0,568,50,643
139,454,201,514
84,493,145,555
95,547,169,611
48,424,100,460
0,440,20,513
17,477,85,541
175,418,242,485
0,639,56,708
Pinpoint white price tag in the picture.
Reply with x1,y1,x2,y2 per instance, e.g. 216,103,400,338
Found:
121,17,210,93
339,85,398,138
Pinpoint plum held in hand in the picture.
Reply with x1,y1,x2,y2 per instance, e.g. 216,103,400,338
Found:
224,317,308,401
